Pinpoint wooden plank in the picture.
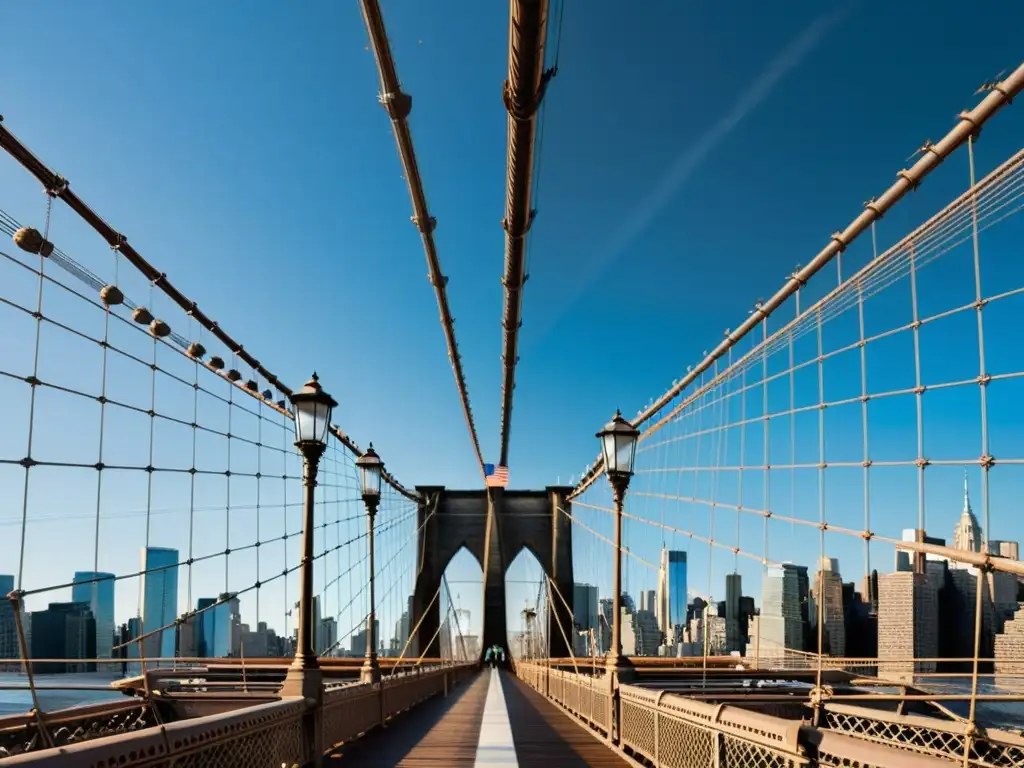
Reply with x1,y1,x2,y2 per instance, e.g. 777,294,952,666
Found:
500,672,631,767
328,671,490,766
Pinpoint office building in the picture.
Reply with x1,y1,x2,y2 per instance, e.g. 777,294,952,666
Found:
31,602,96,674
640,589,656,615
877,571,939,681
724,573,743,654
0,574,18,671
655,549,687,638
139,547,179,661
572,583,599,655
813,558,846,657
319,616,337,657
760,563,809,656
72,571,115,661
988,540,1020,561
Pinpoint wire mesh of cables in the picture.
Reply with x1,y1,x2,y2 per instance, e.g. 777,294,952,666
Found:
563,71,1024,766
0,138,420,718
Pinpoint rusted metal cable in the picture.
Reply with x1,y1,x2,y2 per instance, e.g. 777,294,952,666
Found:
498,0,554,467
359,0,486,479
571,60,1024,500
0,118,418,500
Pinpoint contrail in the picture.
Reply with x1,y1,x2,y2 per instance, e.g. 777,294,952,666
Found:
531,6,852,344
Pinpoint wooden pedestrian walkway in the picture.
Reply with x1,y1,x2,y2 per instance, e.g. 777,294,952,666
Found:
330,667,631,766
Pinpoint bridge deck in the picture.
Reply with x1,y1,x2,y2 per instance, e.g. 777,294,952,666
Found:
329,667,630,767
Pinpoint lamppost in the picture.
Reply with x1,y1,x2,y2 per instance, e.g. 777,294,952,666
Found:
596,410,639,680
355,443,384,684
281,373,336,701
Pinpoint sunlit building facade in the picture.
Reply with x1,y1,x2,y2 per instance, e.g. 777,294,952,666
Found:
72,571,115,660
139,547,179,661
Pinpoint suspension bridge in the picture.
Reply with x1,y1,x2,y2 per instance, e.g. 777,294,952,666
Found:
1,1,1024,766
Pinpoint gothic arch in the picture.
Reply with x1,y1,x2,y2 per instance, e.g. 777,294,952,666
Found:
411,486,574,662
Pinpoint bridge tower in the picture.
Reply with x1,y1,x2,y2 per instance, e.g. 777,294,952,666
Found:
411,486,574,662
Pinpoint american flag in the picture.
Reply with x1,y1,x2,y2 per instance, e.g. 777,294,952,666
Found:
484,463,509,488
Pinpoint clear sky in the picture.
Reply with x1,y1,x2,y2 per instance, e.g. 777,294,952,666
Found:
1,1,1023,650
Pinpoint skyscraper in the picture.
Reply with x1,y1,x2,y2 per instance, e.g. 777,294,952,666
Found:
572,583,599,655
0,574,19,671
72,572,115,661
655,549,687,638
31,602,97,674
953,472,983,553
640,589,656,615
760,563,808,656
725,573,743,654
139,547,179,661
201,593,241,658
813,558,846,656
877,571,938,681
319,616,338,657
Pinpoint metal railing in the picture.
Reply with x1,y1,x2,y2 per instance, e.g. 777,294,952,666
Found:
0,698,309,767
513,661,1023,767
0,662,476,765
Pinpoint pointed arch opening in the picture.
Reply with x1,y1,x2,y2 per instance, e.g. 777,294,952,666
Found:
440,545,482,661
505,546,550,660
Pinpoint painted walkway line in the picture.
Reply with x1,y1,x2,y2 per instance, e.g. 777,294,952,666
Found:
473,667,519,767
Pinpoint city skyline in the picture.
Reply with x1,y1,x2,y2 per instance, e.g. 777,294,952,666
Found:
1,0,1023,658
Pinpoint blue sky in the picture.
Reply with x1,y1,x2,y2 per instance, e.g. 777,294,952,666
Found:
1,1,1023,646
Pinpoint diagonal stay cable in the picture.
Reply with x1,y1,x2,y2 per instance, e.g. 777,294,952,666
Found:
359,0,486,479
570,60,1024,500
0,123,417,500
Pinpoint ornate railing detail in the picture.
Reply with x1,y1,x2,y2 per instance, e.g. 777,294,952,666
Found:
0,700,156,758
512,662,974,768
0,663,476,765
822,702,1024,768
0,699,307,767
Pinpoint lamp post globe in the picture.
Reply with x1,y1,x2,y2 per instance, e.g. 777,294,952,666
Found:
596,409,640,491
290,372,338,454
355,443,384,506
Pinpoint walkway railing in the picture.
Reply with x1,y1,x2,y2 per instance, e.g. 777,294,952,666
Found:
513,661,1024,767
0,662,477,765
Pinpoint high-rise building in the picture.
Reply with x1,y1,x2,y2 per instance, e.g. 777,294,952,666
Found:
351,620,380,657
319,616,338,657
640,589,656,615
953,472,983,553
655,549,687,638
572,583,599,655
0,574,18,671
895,529,947,572
988,540,1020,561
877,571,938,681
72,571,115,661
598,598,613,653
139,547,179,661
195,593,240,658
724,573,743,654
812,558,846,657
622,607,660,656
31,602,97,674
759,563,808,656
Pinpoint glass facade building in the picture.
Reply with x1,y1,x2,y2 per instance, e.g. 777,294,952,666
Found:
667,550,688,627
72,571,115,659
139,547,179,660
196,593,240,658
